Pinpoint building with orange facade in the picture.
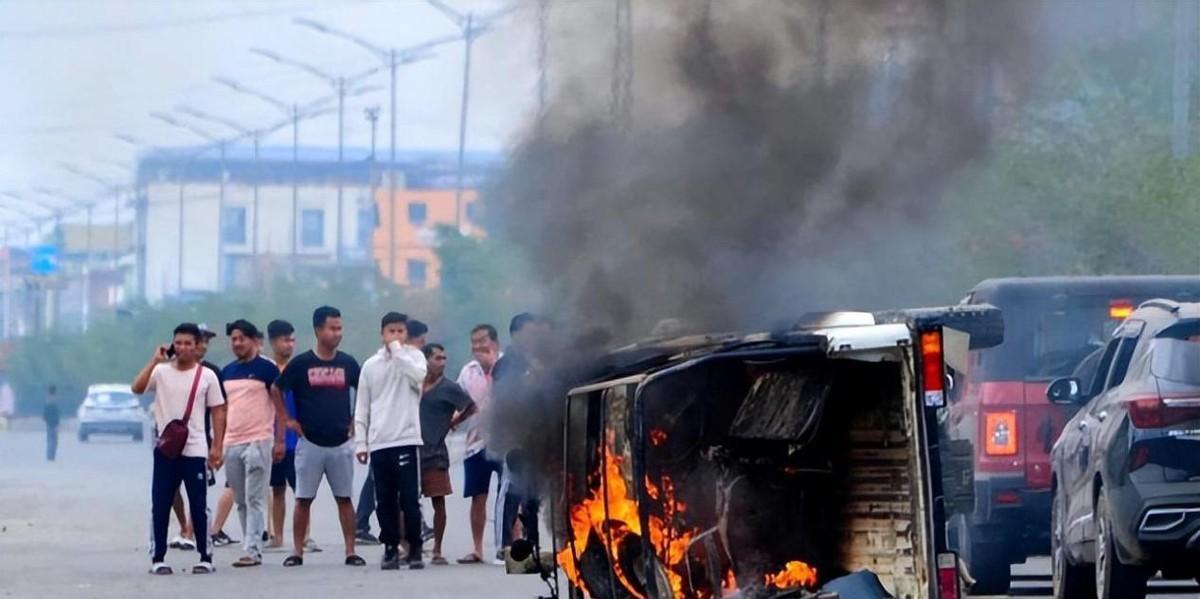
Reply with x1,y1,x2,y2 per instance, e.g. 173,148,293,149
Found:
372,188,484,289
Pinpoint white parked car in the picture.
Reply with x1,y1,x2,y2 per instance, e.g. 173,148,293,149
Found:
77,384,145,442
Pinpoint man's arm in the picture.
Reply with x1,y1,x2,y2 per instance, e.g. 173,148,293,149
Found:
449,400,478,430
354,365,372,464
383,341,427,385
270,384,299,435
132,346,167,394
209,404,226,469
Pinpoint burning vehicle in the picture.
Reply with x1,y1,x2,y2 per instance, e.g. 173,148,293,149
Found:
541,305,1002,599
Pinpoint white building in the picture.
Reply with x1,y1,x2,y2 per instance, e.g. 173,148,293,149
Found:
139,149,385,304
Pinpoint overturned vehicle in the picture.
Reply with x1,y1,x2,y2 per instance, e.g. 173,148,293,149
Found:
546,306,1001,599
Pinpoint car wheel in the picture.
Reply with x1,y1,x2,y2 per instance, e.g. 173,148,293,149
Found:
132,431,144,442
959,524,1011,595
78,429,88,442
1095,493,1148,599
1052,489,1094,599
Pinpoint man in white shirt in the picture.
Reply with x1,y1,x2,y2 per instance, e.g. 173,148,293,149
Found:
132,323,227,575
454,324,502,564
354,312,428,570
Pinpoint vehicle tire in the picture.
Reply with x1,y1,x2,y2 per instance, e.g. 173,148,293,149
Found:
1095,494,1148,599
78,429,88,442
132,431,144,442
959,524,1011,595
1052,489,1094,599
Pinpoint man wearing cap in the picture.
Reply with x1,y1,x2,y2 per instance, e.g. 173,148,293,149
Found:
220,319,283,567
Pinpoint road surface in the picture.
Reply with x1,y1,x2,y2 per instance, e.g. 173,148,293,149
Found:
2,424,1196,599
0,424,555,599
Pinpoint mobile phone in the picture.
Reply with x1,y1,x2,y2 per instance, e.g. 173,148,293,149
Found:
165,344,176,359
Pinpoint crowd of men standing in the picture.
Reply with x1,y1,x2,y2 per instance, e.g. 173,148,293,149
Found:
133,305,549,575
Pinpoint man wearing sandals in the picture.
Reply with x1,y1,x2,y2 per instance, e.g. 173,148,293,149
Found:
354,312,429,570
134,323,227,575
220,320,284,568
418,342,476,566
271,306,366,568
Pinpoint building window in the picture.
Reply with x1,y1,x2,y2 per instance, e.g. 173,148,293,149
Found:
408,202,427,226
407,259,427,288
221,206,246,244
357,205,377,249
301,209,324,248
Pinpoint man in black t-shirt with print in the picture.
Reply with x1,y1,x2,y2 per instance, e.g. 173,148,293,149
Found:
271,306,366,568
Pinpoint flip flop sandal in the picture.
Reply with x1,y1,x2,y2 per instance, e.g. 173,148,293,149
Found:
232,556,262,568
282,555,304,567
191,562,216,574
431,556,450,566
149,563,173,575
345,554,367,567
456,553,484,564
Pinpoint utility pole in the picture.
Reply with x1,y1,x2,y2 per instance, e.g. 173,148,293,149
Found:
612,0,633,131
1173,0,1197,158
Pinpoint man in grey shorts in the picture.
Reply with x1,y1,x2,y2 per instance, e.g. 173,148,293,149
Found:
271,306,365,568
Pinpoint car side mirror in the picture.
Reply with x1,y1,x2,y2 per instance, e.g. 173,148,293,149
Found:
1047,377,1083,405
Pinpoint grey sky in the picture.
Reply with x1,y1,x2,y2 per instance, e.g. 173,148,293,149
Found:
0,0,535,218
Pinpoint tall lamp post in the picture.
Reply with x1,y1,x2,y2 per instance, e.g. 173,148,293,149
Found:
424,0,516,228
292,18,457,281
177,108,263,258
247,50,393,265
212,77,347,261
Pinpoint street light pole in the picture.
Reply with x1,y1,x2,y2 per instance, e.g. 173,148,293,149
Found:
291,18,455,283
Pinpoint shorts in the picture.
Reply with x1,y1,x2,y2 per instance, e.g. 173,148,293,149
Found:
462,451,502,498
270,450,296,489
422,468,452,498
294,438,354,500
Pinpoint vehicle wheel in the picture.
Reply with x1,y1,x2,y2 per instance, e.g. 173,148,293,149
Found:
1052,489,1094,599
78,429,88,442
132,431,144,442
1095,494,1148,599
959,524,1011,595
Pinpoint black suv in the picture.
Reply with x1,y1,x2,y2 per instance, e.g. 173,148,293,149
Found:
1049,299,1200,599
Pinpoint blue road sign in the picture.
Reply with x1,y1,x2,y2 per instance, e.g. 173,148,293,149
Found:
29,245,58,276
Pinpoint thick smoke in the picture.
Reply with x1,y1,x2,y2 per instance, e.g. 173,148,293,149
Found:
487,0,1041,347
482,0,1051,478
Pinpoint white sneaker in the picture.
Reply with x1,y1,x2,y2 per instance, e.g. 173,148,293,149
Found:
169,536,197,551
304,538,322,553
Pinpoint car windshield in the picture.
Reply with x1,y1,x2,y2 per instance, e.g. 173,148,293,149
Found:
88,392,138,407
1029,303,1116,379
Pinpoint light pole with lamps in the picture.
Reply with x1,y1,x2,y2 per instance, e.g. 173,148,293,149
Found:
247,50,392,265
291,19,457,281
424,0,516,228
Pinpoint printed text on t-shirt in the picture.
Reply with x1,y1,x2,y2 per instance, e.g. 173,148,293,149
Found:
307,367,346,388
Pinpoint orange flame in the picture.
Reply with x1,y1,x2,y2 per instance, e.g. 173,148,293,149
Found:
557,438,706,598
763,560,819,589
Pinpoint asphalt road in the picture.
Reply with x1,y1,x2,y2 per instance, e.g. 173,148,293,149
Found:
2,424,1196,599
0,425,555,599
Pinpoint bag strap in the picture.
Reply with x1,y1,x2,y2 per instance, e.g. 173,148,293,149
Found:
182,364,204,422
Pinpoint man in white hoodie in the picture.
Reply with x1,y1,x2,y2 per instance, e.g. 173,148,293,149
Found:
354,312,428,571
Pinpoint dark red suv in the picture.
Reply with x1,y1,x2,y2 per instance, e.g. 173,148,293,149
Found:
947,276,1200,594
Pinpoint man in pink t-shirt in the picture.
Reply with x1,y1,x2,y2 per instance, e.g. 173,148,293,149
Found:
132,323,226,575
219,320,283,568
454,324,502,564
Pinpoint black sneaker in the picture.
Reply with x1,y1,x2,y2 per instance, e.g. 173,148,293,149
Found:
421,522,435,543
211,530,237,547
408,558,425,570
381,546,401,571
356,531,381,546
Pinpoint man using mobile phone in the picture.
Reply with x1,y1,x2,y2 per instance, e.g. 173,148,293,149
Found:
132,323,226,575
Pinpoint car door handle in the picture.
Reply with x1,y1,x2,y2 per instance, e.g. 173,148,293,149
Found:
1077,421,1088,431
1096,411,1108,422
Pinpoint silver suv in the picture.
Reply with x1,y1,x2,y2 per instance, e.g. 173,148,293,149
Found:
77,384,145,442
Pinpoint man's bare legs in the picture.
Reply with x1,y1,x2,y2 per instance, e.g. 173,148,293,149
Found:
270,487,287,547
335,496,357,557
431,496,448,559
470,494,487,559
172,491,193,540
211,487,235,536
292,498,313,558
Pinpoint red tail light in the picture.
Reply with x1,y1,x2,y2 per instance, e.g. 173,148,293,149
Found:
937,553,960,599
1126,394,1200,429
921,329,945,407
